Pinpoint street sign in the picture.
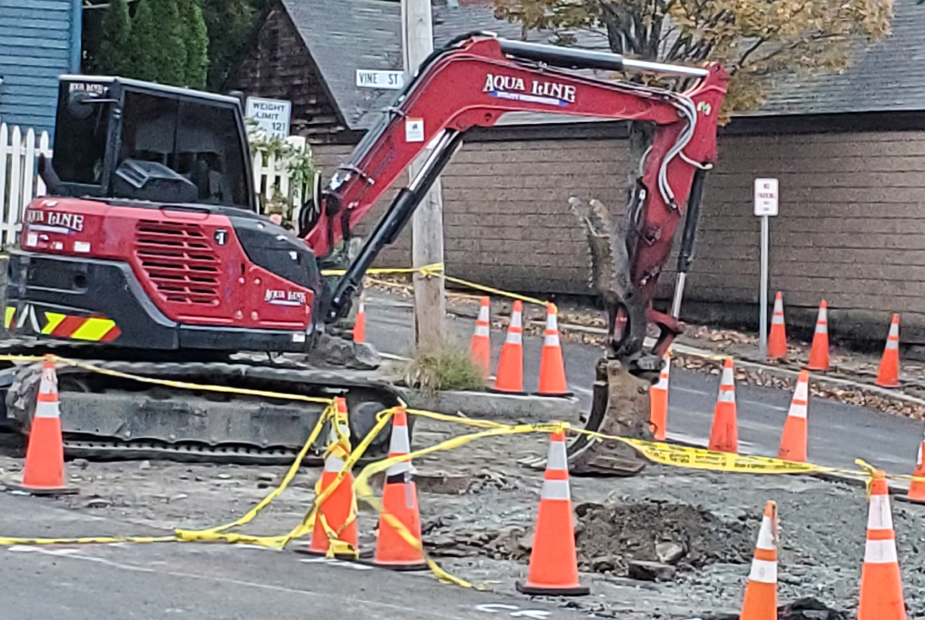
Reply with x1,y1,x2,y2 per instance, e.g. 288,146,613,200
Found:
356,70,405,89
754,178,779,216
754,177,779,357
245,96,292,140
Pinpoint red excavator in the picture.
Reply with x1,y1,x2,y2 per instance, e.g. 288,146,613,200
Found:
1,34,727,466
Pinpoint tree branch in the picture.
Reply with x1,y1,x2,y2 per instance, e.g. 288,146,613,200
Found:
732,37,766,74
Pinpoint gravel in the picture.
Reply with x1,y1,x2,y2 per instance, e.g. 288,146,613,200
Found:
3,417,925,620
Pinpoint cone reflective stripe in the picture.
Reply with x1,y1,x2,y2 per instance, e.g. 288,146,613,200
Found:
904,427,925,504
741,501,778,620
777,370,809,462
307,397,359,559
352,297,366,344
517,430,589,596
807,301,829,371
767,292,787,359
649,353,670,441
858,473,907,620
469,296,491,379
876,314,900,389
537,304,569,396
493,300,524,393
708,358,738,454
18,356,75,495
374,407,427,570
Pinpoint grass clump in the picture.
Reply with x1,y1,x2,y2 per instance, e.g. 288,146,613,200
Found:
402,346,486,395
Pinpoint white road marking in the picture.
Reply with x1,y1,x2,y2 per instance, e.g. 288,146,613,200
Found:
671,386,708,396
300,557,373,570
476,604,550,619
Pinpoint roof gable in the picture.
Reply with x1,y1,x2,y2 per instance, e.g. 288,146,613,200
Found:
278,0,924,130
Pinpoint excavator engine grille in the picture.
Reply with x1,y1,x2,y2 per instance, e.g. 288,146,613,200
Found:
133,220,221,305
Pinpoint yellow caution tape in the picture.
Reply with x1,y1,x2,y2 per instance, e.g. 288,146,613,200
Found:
0,534,177,546
280,407,398,547
176,402,335,540
353,420,571,589
0,355,334,406
613,436,834,475
1,348,921,593
322,262,551,308
321,263,444,277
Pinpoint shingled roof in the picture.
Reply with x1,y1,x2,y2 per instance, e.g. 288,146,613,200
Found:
753,0,924,116
279,0,924,130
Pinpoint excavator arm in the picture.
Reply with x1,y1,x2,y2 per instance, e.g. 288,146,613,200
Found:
305,34,727,367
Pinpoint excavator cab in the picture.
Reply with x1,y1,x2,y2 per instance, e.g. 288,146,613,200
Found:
46,76,255,210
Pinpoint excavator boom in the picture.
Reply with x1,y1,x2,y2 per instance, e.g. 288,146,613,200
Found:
301,34,728,474
303,34,727,362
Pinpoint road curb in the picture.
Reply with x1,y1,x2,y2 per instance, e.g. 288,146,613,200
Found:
395,387,582,422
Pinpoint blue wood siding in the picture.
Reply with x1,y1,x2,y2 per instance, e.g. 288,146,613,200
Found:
0,0,81,135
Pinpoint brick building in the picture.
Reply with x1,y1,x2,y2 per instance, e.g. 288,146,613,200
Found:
232,0,925,345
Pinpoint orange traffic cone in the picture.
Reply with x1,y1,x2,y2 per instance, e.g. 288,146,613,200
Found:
537,303,569,396
374,407,427,570
708,358,738,454
12,356,76,495
876,314,901,389
469,296,491,379
353,296,366,344
516,429,589,596
902,427,925,504
741,500,778,620
305,397,359,559
807,301,829,371
493,300,524,393
858,471,907,620
649,353,670,441
767,292,787,359
777,370,809,463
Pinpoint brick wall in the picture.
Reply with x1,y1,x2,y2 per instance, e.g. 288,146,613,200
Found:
686,130,925,341
313,127,925,343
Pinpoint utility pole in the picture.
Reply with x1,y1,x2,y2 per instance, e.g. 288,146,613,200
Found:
402,0,446,353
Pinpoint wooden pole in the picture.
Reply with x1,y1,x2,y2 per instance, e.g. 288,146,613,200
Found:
402,0,446,353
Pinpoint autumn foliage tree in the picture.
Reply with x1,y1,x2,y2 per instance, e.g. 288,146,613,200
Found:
494,0,892,151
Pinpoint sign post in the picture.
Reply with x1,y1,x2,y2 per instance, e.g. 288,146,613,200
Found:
754,178,779,358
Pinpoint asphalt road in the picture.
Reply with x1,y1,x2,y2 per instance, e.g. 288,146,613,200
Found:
0,493,579,620
366,294,923,474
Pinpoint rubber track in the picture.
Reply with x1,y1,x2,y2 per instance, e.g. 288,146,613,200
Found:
1,339,400,464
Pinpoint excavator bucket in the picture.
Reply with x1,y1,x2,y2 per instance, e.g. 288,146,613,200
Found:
520,357,652,475
521,196,673,476
567,358,651,475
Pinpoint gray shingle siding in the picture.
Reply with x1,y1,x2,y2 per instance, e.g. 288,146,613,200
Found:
0,0,81,134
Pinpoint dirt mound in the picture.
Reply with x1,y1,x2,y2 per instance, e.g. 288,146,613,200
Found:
703,598,848,620
574,500,758,576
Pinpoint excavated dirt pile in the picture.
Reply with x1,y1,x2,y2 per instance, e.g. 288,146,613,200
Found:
425,498,760,581
573,500,758,577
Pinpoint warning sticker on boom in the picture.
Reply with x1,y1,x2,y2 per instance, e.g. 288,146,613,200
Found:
405,118,424,143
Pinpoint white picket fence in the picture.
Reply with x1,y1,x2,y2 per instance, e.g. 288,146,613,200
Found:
251,134,312,228
0,120,52,247
0,118,309,248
